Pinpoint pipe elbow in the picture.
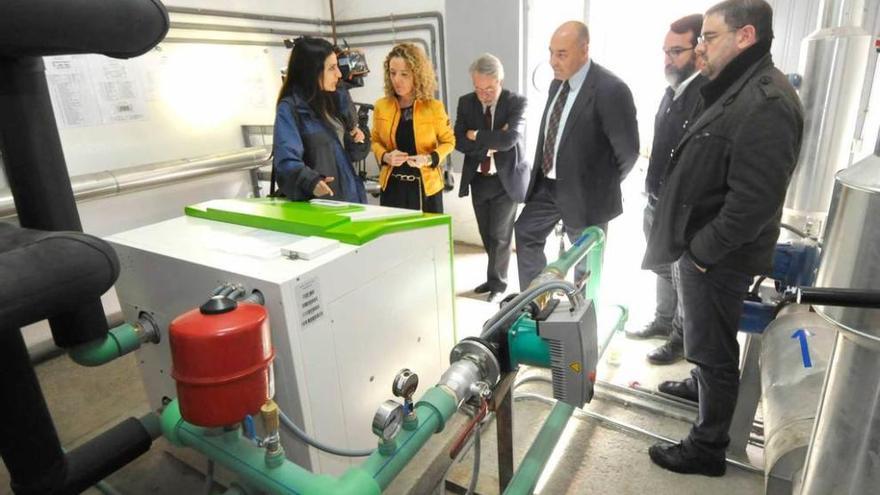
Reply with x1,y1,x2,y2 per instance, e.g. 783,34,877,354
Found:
69,323,142,367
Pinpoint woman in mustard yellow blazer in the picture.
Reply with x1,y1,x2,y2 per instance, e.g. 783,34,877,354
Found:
371,43,455,213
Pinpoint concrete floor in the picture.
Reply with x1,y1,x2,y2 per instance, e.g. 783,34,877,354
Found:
0,165,765,494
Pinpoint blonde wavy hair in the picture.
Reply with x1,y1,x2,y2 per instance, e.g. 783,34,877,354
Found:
382,43,437,101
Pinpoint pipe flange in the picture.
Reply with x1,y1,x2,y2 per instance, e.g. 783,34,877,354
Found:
450,338,500,386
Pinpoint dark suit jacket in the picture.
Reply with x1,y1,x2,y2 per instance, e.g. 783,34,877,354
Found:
527,61,639,227
646,75,707,199
642,53,803,275
455,89,530,203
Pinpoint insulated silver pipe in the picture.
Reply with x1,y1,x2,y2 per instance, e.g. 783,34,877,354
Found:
0,147,270,218
783,0,871,236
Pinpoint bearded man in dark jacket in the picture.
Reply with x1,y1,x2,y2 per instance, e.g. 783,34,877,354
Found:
642,0,804,476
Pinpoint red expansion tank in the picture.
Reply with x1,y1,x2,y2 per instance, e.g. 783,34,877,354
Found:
169,296,275,427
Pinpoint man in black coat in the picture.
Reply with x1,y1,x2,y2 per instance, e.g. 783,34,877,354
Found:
643,0,803,476
455,53,530,302
626,14,707,368
515,20,639,290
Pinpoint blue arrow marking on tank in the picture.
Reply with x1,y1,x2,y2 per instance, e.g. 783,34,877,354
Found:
792,328,812,368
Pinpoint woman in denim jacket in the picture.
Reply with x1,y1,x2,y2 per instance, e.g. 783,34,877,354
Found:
273,37,368,203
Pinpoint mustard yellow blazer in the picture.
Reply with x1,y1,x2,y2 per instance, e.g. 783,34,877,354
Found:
371,96,455,196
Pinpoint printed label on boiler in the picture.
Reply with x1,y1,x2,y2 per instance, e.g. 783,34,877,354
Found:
296,278,325,329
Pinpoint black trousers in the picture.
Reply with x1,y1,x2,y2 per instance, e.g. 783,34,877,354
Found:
380,166,443,213
673,252,752,456
514,177,606,291
471,174,517,291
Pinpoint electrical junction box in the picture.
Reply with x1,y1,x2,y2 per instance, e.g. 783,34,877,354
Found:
106,198,456,476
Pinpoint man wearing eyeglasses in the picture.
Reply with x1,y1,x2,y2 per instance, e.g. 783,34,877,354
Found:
455,53,530,302
643,0,803,476
626,14,706,369
515,20,639,292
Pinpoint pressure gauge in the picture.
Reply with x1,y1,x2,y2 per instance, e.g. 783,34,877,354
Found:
392,368,419,400
372,400,404,441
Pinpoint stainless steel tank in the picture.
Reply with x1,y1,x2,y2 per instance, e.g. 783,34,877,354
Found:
783,0,870,237
799,156,880,495
760,305,836,495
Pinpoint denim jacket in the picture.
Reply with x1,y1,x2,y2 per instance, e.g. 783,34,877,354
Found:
273,89,368,203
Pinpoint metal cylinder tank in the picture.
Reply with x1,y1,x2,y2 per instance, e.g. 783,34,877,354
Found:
759,305,836,495
783,0,870,237
170,297,275,427
799,157,880,495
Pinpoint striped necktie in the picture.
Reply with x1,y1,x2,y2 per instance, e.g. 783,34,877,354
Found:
542,81,571,176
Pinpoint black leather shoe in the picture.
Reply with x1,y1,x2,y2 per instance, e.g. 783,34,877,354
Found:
474,282,491,294
648,442,726,477
626,320,673,340
658,378,698,402
647,340,684,365
487,291,502,303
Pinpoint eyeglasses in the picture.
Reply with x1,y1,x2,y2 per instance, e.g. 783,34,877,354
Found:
697,27,741,46
663,46,694,57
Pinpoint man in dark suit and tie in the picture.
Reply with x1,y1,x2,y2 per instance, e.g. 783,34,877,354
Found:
455,53,530,302
515,20,639,290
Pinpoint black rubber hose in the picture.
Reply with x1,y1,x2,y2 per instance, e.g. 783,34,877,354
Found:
60,418,155,495
0,54,119,346
0,0,169,58
0,328,66,495
0,225,119,343
0,56,83,232
798,287,880,309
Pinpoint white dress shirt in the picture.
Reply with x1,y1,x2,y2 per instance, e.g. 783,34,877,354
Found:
543,60,591,179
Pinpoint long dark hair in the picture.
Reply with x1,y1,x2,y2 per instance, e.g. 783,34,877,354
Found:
278,36,338,122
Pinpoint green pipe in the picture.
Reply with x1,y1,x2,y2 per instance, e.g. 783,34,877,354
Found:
507,315,551,368
360,386,457,489
93,481,124,495
221,484,252,495
543,226,604,286
69,323,142,366
584,228,605,302
610,304,628,332
503,401,574,495
138,412,163,440
161,385,458,494
162,400,379,495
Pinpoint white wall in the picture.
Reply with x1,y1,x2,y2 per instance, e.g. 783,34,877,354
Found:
588,0,719,159
437,0,526,245
1,0,330,213
524,0,587,158
585,0,838,161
